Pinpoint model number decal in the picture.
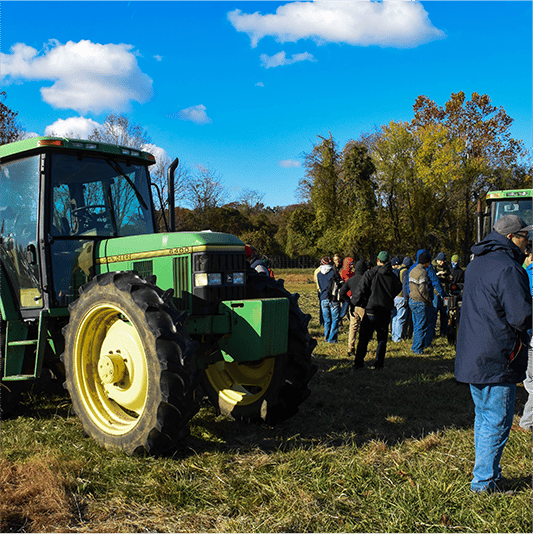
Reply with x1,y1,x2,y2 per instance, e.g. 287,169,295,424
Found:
170,246,192,255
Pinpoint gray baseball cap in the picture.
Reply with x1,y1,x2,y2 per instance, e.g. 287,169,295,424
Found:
493,214,533,235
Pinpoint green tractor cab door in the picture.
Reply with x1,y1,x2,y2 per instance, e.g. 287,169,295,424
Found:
1,154,45,380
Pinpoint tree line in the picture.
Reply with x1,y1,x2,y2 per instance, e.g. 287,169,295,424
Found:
1,91,530,264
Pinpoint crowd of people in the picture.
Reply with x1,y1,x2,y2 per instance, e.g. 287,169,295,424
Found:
314,248,466,368
313,214,533,495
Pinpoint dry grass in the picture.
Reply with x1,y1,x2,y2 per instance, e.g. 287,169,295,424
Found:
0,454,81,533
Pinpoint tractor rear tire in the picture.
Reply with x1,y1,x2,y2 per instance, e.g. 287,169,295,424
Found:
200,273,317,426
62,272,198,455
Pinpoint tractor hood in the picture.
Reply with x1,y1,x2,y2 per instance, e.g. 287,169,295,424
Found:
95,231,245,267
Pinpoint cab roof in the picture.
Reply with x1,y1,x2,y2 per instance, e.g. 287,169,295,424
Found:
0,136,156,164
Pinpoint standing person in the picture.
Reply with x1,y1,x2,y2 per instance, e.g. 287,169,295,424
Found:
338,256,354,322
313,264,324,325
391,257,401,276
401,256,414,339
351,251,402,369
339,259,368,358
333,254,343,275
426,253,448,345
245,244,269,275
519,244,533,430
316,257,341,344
455,214,532,493
433,252,451,337
450,254,465,292
408,252,433,355
391,256,412,342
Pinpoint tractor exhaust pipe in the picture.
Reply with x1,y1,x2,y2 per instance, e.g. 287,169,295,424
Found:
167,158,179,232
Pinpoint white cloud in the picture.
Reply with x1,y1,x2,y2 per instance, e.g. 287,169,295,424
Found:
178,105,212,125
228,0,445,49
154,55,163,62
45,116,101,138
260,51,316,69
0,39,154,114
279,159,301,168
255,82,265,87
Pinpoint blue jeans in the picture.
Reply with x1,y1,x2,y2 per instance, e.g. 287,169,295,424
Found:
339,300,349,320
409,300,428,354
470,383,516,492
321,299,340,343
391,296,407,342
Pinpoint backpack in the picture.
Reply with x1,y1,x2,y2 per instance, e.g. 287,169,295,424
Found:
327,273,343,303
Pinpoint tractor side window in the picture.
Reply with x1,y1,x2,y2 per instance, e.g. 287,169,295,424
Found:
0,156,43,308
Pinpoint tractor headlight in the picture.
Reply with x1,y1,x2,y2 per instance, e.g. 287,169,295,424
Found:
232,272,245,285
195,273,222,287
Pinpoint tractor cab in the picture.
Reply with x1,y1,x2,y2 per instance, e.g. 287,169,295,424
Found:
481,189,533,241
1,137,156,312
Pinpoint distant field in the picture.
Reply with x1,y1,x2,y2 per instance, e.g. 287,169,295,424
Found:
2,269,531,533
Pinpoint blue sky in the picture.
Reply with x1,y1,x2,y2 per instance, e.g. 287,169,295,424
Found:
1,1,531,208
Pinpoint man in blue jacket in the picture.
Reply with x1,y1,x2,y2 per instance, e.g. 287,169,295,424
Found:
455,214,532,493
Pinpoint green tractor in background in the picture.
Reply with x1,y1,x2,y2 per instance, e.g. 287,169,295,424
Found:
0,137,317,455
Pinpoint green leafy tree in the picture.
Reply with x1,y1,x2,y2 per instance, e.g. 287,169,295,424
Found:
284,205,319,257
337,141,377,257
306,134,340,232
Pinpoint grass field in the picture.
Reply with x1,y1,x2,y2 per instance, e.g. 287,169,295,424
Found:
1,269,532,533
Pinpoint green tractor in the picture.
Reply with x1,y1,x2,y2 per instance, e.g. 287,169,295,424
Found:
0,137,317,454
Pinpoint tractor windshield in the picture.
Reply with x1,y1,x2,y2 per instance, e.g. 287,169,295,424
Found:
493,198,532,229
50,153,154,238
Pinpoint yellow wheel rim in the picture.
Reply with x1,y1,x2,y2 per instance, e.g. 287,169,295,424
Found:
204,358,275,407
72,303,148,435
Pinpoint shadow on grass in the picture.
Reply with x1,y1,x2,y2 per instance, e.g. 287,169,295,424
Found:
7,340,529,462
185,342,529,457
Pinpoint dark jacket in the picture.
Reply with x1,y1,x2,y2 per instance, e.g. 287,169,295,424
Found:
316,264,335,301
351,261,402,314
401,257,413,299
339,259,367,304
455,231,531,385
450,265,465,292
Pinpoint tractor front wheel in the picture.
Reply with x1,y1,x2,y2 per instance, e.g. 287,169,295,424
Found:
200,273,317,425
62,272,198,455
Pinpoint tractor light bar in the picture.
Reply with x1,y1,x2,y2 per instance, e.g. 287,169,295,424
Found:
38,139,64,147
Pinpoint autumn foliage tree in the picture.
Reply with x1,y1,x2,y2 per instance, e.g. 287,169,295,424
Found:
410,92,527,258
